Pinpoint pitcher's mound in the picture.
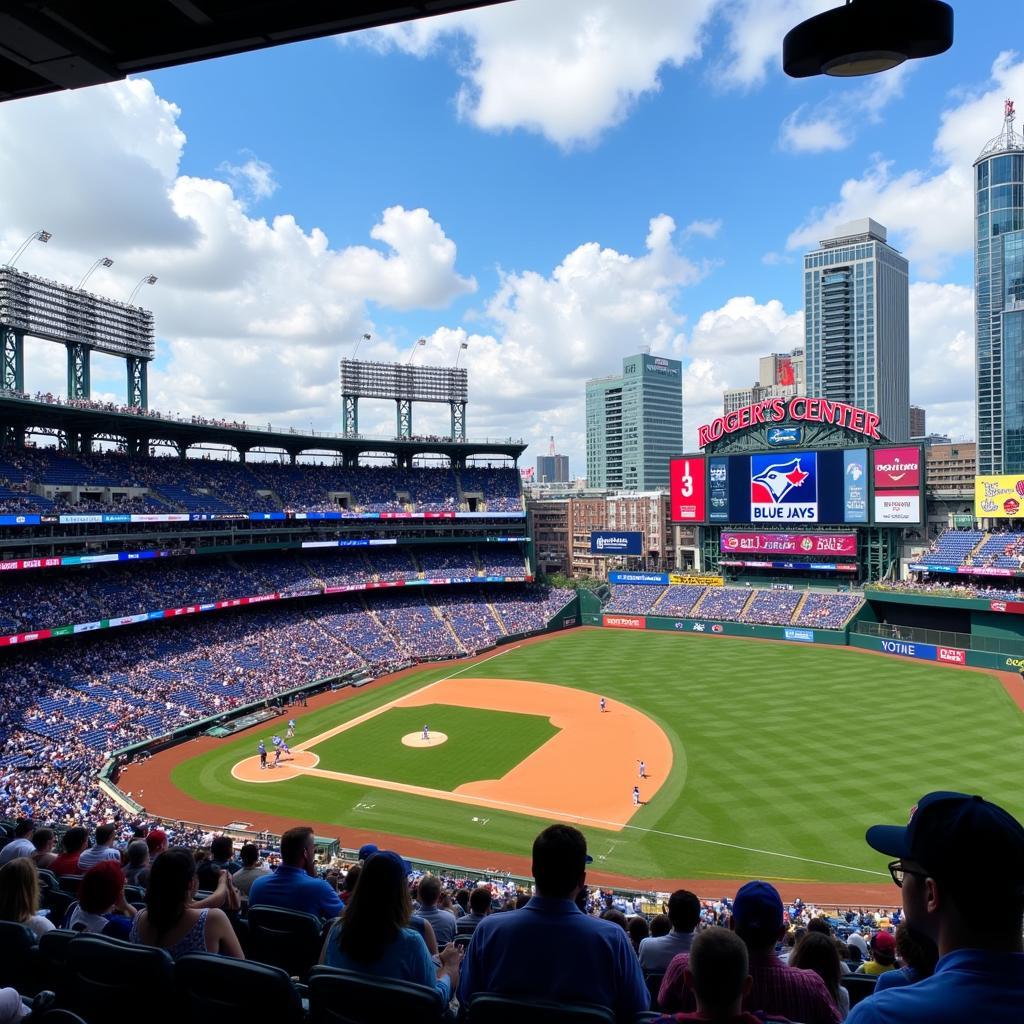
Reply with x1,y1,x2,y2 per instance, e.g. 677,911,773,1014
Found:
402,731,448,748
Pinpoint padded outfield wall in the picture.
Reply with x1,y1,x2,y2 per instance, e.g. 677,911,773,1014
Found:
598,611,847,646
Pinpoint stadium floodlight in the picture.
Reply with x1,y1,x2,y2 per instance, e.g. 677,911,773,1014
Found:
6,228,52,268
455,340,469,368
127,273,158,305
783,0,953,78
407,337,427,364
76,256,114,290
352,332,371,359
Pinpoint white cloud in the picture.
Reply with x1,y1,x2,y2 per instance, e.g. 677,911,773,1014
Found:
219,152,278,202
685,218,723,239
788,52,1024,277
361,0,719,148
779,111,849,154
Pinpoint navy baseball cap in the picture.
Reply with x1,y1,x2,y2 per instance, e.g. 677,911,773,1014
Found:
358,843,379,861
732,880,784,934
866,791,1024,881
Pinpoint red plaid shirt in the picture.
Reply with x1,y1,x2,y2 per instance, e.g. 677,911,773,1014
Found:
659,951,842,1024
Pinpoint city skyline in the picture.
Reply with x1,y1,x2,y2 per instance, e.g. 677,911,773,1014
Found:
0,1,1013,472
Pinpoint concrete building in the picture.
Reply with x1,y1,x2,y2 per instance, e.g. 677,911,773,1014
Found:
975,100,1024,474
910,404,926,438
535,453,569,484
528,498,571,576
723,347,805,414
925,441,977,539
803,218,910,440
585,353,683,491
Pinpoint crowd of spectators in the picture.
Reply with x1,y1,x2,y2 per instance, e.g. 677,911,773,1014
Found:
0,444,525,516
794,592,863,629
739,588,803,626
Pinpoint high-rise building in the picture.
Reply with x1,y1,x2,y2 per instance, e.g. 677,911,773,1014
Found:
975,99,1024,474
536,436,570,483
585,353,682,491
910,404,927,438
723,347,805,413
803,218,910,440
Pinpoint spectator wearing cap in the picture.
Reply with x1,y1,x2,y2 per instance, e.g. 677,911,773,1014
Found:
66,861,136,939
320,851,459,1002
50,827,87,876
847,791,1024,1024
856,931,897,976
231,843,270,900
415,875,457,947
872,921,939,993
660,881,840,1024
358,843,379,862
455,887,492,935
458,824,648,1021
146,828,169,860
0,820,34,865
248,826,343,920
670,926,793,1023
639,888,701,973
77,824,122,871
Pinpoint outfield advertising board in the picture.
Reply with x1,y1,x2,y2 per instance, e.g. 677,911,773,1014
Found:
608,571,668,585
590,531,643,555
669,574,724,586
861,636,968,664
720,559,858,573
784,628,815,643
669,457,706,522
601,614,646,629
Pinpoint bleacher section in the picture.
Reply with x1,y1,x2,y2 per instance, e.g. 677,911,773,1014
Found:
915,529,984,567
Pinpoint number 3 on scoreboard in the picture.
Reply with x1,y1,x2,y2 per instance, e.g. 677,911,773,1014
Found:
680,461,693,497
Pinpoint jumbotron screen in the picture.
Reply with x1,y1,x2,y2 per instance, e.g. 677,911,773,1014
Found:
670,446,922,526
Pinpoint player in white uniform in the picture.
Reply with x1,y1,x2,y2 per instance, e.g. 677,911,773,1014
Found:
422,724,430,742
632,785,640,807
287,719,296,738
638,760,646,779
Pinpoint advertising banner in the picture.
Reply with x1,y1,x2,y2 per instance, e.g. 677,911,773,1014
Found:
989,599,1024,614
708,457,729,522
878,639,937,661
749,452,818,522
720,532,857,556
938,646,966,664
720,559,857,572
784,628,815,643
873,447,922,489
0,629,51,647
874,492,921,523
601,614,646,629
0,515,40,526
974,475,1024,518
843,449,869,523
608,571,669,585
669,574,724,586
590,531,644,555
669,457,707,523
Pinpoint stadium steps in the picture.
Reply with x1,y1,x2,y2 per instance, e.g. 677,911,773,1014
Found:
969,533,991,561
690,588,712,617
432,601,468,654
790,591,810,623
486,601,508,635
649,587,672,611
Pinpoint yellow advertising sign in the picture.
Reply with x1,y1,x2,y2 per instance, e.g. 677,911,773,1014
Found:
670,574,724,587
974,475,1024,518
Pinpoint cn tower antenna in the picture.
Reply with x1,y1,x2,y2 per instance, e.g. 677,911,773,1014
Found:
548,434,556,456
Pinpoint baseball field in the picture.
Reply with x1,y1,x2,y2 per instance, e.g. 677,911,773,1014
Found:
124,628,1024,898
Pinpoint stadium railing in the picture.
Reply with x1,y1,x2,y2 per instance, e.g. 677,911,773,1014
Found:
853,619,1024,658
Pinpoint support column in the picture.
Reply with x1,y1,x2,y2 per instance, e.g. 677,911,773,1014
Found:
396,399,412,438
126,357,148,410
450,401,466,441
343,395,358,435
66,342,91,400
2,325,25,394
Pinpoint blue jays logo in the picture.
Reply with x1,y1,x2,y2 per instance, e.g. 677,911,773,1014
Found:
750,453,818,522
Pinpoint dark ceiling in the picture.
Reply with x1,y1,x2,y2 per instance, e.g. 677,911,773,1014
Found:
0,1,512,103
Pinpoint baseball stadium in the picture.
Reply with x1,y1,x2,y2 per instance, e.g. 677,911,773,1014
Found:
0,3,1022,1023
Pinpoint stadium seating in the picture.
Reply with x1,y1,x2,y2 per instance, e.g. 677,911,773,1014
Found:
915,529,984,567
176,953,304,1021
308,966,446,1024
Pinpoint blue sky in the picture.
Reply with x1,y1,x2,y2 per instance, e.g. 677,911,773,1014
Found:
0,0,1018,471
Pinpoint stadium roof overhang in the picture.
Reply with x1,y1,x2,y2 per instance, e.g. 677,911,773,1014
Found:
0,395,526,462
0,0,513,103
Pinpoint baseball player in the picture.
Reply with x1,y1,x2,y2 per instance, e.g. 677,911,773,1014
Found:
638,760,646,779
280,738,292,759
287,719,296,738
258,739,267,770
632,785,640,807
422,724,430,742
271,735,282,749
273,746,282,767
599,697,607,713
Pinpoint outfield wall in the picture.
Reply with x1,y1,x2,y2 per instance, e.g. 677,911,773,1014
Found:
599,613,847,646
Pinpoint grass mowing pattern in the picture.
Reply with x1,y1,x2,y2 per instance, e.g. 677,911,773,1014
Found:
311,704,558,789
170,633,1023,884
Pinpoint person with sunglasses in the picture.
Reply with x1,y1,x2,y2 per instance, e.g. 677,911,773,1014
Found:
847,791,1024,1023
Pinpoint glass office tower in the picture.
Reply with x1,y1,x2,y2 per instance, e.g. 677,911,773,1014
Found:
803,218,910,441
975,100,1024,474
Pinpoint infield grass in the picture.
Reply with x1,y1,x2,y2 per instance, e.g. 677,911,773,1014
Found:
170,631,1023,884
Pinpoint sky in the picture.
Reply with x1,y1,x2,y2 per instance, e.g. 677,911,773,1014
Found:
0,0,1017,474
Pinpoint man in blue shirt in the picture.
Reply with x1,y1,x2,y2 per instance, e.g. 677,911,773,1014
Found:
248,826,343,920
847,790,1024,1024
457,824,648,1020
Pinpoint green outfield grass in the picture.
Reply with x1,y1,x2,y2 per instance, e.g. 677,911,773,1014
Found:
169,631,1023,884
311,703,558,788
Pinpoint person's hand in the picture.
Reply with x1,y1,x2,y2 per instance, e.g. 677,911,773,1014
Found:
438,943,461,969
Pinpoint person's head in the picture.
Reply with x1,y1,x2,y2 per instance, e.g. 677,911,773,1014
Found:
668,888,701,933
79,861,125,915
12,819,33,840
455,888,471,913
627,915,649,951
61,827,88,856
865,791,1024,953
0,858,40,923
125,840,149,870
280,826,316,875
344,863,361,893
210,835,234,863
94,823,115,848
239,843,260,868
683,927,752,1019
600,907,628,931
417,874,441,907
649,912,671,937
31,828,55,855
337,851,412,962
806,916,831,936
469,886,492,916
131,823,148,839
145,829,168,857
869,930,897,966
790,931,842,1003
892,920,939,978
531,824,588,900
144,847,196,932
730,881,785,953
